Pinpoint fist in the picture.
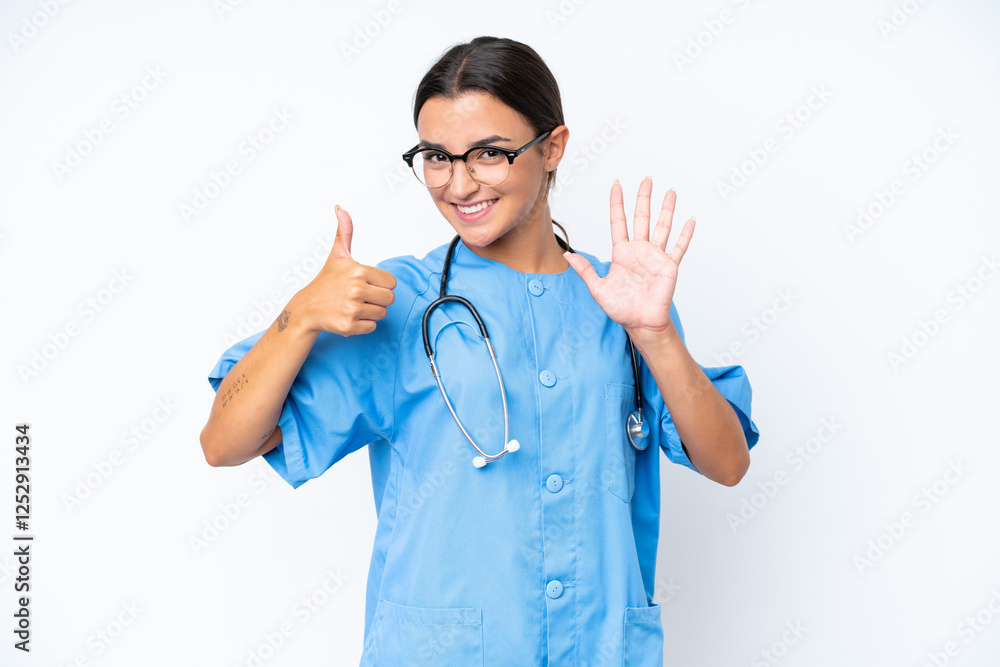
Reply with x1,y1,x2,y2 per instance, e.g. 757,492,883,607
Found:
293,205,397,336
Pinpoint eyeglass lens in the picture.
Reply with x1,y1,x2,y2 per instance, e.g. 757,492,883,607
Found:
411,148,509,187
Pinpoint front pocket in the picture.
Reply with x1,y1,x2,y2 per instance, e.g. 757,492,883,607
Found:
623,602,664,667
365,598,484,666
605,382,637,503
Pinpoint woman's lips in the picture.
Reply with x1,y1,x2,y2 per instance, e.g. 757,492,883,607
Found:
453,198,497,222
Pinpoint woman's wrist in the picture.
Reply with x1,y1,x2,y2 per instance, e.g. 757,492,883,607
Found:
279,290,320,338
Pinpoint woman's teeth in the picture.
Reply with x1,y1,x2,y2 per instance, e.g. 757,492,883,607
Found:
457,199,497,214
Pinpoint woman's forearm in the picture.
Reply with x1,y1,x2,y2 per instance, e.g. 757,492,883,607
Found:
629,324,749,486
200,294,319,467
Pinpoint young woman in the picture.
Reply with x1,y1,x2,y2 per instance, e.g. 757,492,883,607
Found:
202,35,759,667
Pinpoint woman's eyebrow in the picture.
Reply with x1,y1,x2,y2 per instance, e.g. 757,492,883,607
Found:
418,135,512,151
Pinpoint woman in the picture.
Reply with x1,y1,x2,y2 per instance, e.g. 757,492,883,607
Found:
202,35,759,667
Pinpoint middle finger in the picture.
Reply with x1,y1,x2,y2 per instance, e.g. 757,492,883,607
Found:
633,176,653,242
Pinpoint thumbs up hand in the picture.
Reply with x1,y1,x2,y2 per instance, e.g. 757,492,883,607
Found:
291,205,397,336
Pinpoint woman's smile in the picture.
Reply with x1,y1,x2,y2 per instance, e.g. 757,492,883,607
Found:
453,197,498,221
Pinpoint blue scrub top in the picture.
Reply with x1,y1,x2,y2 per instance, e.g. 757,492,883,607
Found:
207,237,760,666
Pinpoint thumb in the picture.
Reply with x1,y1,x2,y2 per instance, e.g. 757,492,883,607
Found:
564,251,600,294
331,204,354,259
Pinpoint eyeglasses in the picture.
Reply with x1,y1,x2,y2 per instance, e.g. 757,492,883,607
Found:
402,130,552,188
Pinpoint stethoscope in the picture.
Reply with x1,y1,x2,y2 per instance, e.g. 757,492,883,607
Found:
421,227,650,468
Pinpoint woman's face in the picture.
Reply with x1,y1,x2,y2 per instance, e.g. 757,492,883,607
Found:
415,91,562,250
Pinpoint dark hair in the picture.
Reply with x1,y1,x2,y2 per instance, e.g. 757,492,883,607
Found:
412,36,564,197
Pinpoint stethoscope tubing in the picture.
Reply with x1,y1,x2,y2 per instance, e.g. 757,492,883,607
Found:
422,232,649,467
427,333,511,463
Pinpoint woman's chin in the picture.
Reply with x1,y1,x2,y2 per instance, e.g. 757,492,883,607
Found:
452,224,499,248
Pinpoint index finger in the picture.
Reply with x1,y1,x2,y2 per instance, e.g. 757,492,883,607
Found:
364,266,397,290
610,179,629,246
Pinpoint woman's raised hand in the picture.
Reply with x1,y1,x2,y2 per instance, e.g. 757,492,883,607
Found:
563,177,694,341
291,205,397,336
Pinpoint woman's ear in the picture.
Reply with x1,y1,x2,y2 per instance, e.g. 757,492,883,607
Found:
542,125,570,171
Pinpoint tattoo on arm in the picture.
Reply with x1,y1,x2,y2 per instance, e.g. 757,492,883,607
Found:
221,372,249,408
261,426,275,442
277,308,290,332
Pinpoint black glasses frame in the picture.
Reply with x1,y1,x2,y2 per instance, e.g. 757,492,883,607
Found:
402,130,552,188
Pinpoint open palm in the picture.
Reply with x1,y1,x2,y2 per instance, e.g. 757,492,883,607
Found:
565,177,694,337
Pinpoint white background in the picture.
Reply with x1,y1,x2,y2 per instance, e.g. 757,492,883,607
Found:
2,0,999,665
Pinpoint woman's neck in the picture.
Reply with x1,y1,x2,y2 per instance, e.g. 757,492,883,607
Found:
467,216,570,275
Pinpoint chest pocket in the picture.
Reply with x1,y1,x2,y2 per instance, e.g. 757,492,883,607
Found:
361,598,484,666
605,382,637,503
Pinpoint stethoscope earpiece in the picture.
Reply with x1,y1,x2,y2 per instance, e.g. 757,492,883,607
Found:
472,438,520,468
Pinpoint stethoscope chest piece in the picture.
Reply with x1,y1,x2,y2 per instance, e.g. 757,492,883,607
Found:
627,410,650,450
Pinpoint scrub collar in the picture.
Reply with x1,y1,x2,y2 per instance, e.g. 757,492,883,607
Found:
450,236,577,280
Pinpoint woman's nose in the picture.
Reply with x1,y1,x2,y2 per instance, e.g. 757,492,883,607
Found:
448,160,480,196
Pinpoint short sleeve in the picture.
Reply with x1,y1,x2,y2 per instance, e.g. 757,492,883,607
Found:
641,302,760,475
206,258,411,489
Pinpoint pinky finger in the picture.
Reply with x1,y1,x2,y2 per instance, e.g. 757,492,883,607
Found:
667,217,695,264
